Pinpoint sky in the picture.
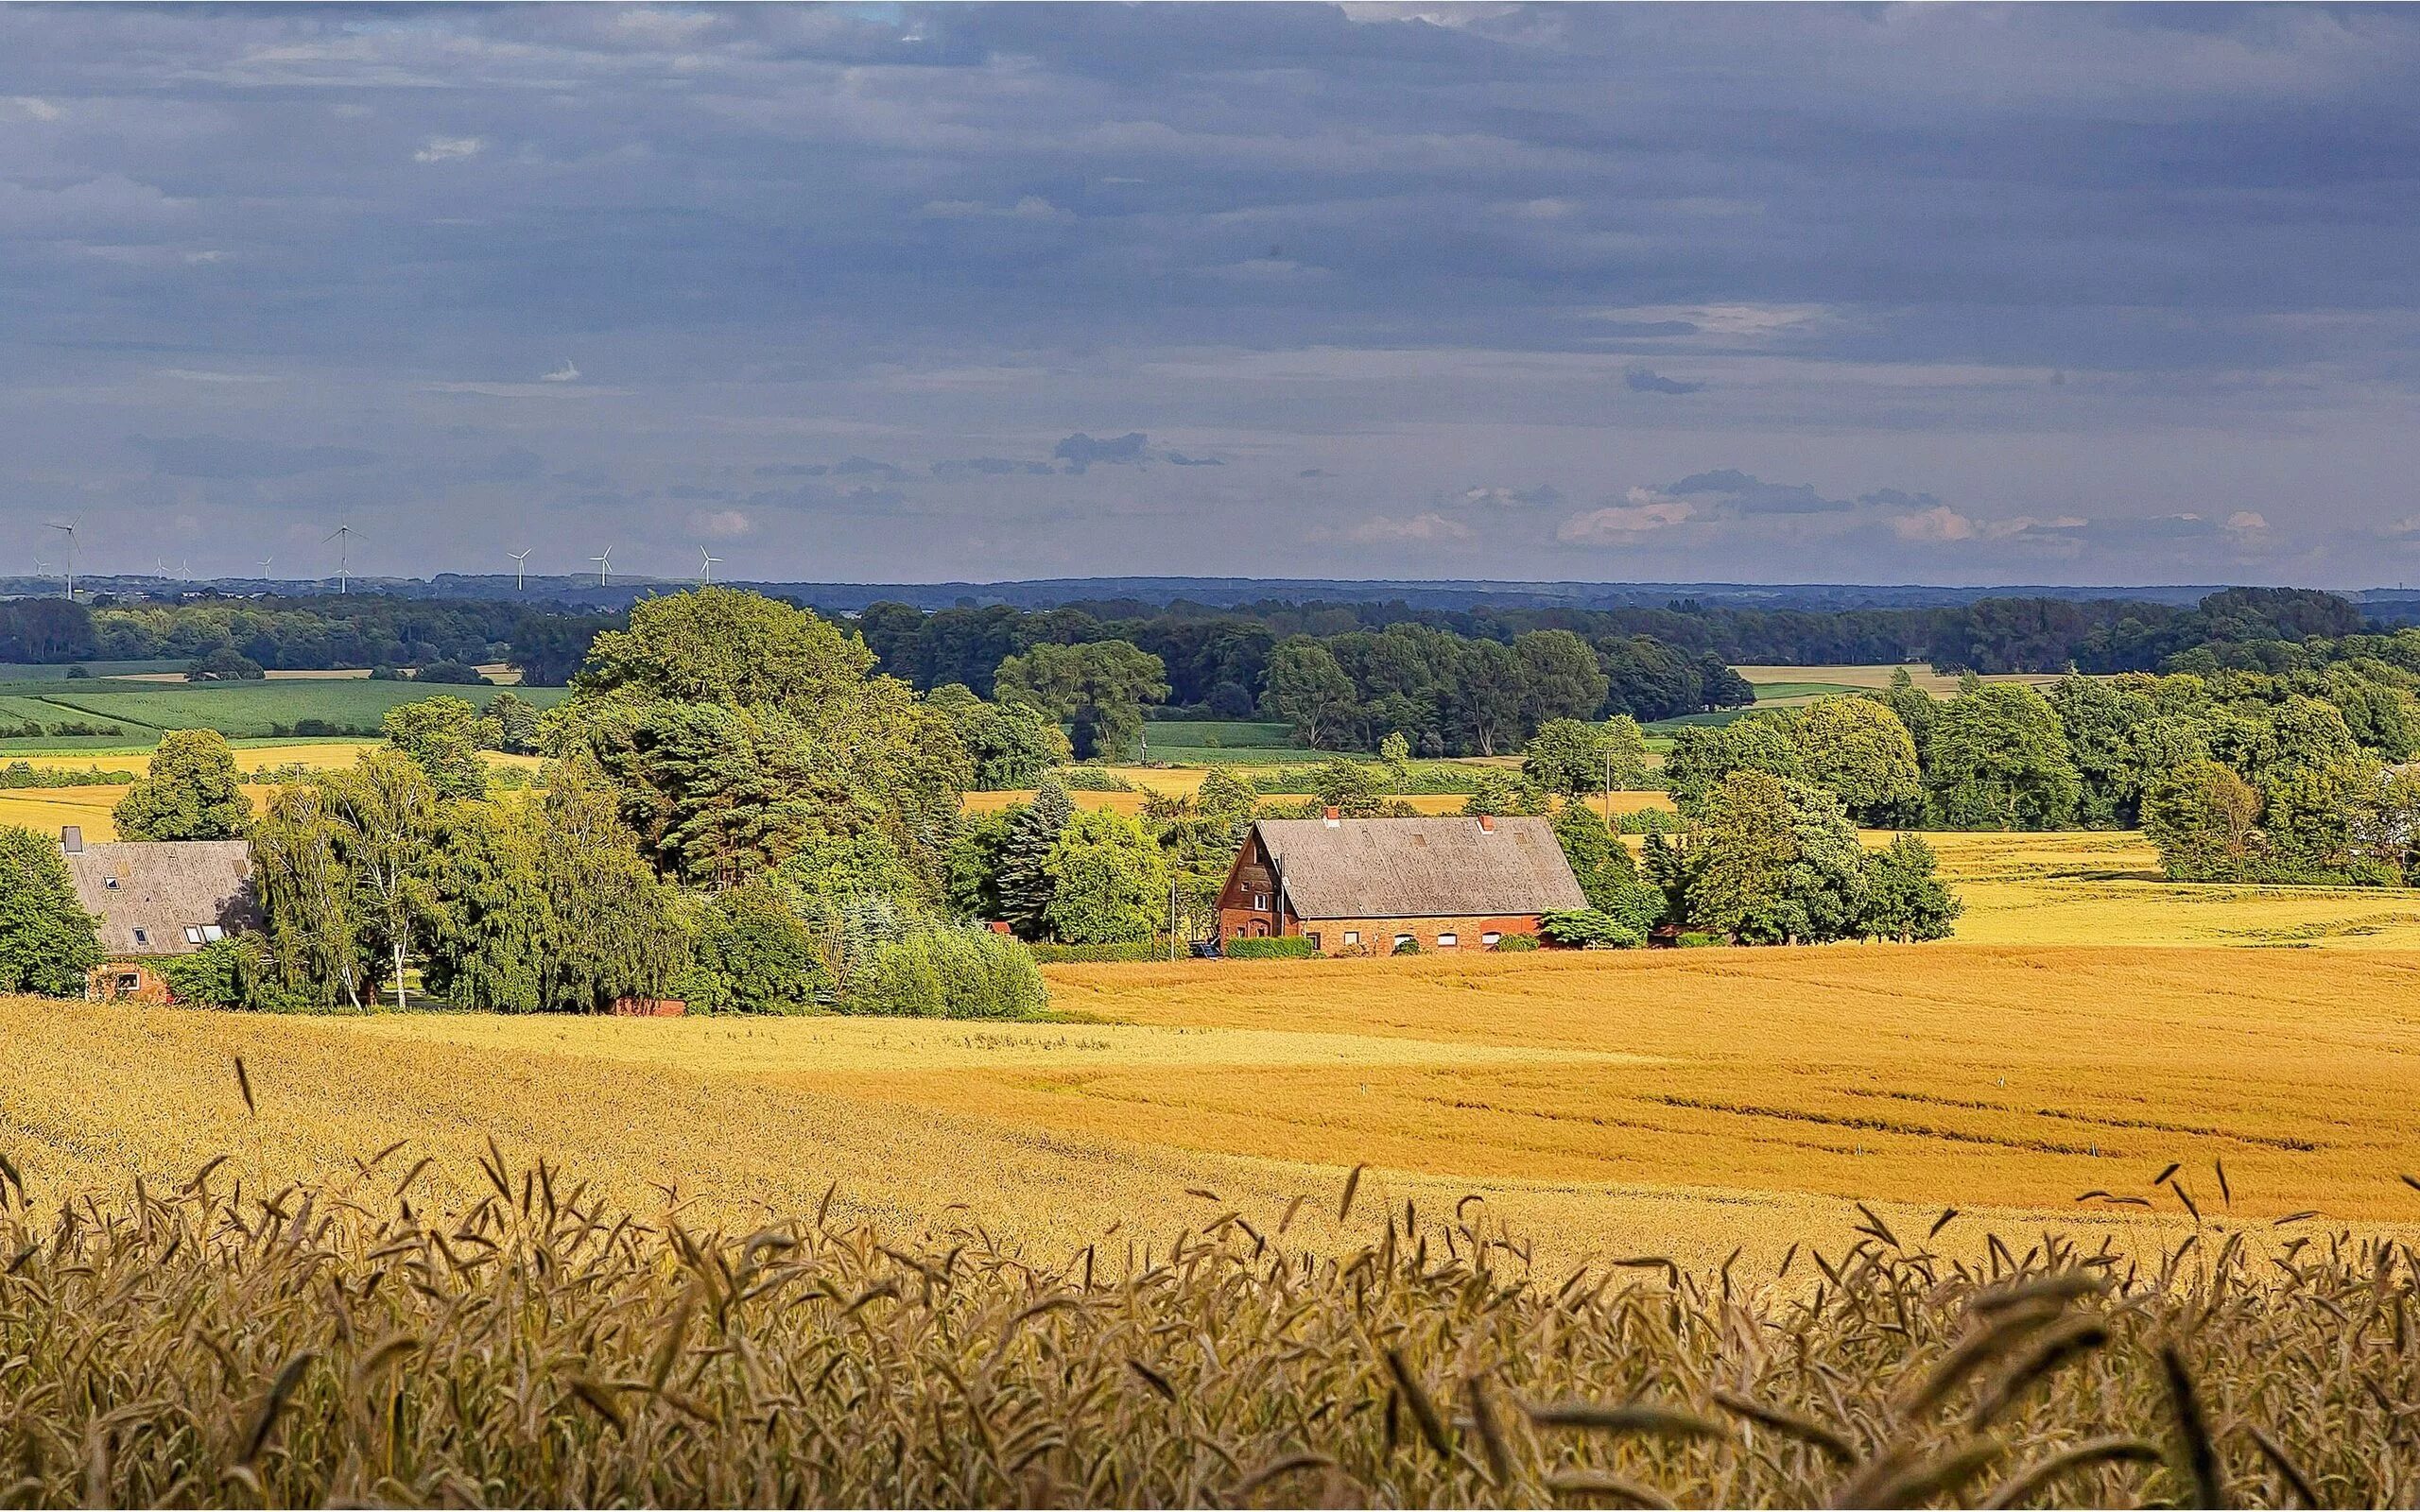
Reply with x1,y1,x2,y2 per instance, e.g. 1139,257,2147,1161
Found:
4,3,2419,590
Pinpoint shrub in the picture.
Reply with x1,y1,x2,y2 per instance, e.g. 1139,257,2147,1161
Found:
1391,936,1422,955
1052,766,1134,792
415,660,493,685
1678,930,1724,948
1491,932,1540,952
1538,908,1645,950
155,935,295,1009
838,923,1047,1020
1225,936,1315,960
681,882,825,1014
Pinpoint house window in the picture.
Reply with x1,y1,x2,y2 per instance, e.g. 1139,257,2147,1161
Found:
1306,933,1322,952
116,974,140,993
1482,932,1501,945
131,928,148,947
103,876,120,890
1343,931,1359,947
1253,892,1269,911
183,926,204,946
200,925,224,943
1437,933,1459,948
1393,934,1415,951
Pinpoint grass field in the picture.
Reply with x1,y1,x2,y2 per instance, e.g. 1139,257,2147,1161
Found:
0,679,568,750
1735,662,2064,696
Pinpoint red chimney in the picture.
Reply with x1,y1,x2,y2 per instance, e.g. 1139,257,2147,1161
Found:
1477,814,1495,833
1322,806,1341,826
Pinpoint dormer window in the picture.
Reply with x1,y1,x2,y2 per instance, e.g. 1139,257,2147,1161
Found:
131,928,148,946
104,877,120,890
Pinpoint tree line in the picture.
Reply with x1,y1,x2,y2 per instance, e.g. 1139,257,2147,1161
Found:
1664,662,2420,885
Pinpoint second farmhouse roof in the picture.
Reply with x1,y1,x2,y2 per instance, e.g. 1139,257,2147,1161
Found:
59,837,261,957
1251,816,1588,920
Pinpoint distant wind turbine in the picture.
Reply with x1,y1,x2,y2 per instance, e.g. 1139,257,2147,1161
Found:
325,524,354,593
509,548,531,592
700,545,722,585
257,557,274,574
591,547,613,588
44,523,75,601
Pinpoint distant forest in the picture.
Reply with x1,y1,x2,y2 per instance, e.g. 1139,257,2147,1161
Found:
0,582,2402,712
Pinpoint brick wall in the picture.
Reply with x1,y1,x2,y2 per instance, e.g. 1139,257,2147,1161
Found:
1219,912,1543,955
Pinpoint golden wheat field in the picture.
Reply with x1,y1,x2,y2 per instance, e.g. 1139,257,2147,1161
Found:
8,944,2419,1280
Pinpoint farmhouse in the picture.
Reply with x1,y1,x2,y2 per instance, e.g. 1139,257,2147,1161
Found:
1217,813,1587,954
57,826,260,1003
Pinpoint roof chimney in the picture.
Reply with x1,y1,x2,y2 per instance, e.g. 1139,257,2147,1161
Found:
60,825,82,852
1477,814,1495,833
1322,806,1341,827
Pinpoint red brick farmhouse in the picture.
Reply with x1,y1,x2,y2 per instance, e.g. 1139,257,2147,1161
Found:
1216,814,1587,954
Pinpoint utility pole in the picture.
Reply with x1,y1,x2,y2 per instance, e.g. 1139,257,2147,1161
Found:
1604,746,1614,827
1169,877,1179,962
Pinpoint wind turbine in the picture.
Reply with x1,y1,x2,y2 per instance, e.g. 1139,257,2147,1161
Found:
325,524,354,593
257,556,274,575
44,523,75,601
590,546,613,588
509,548,531,592
699,545,722,585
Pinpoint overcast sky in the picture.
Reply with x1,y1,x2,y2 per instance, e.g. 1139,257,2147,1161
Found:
5,3,2419,589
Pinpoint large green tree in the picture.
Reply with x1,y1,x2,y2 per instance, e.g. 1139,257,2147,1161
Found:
1262,638,1360,750
1859,834,1962,941
112,729,250,841
1663,715,1806,816
1523,716,1650,799
994,778,1073,938
994,640,1170,761
1685,771,1871,945
1924,684,2081,830
1791,696,1923,827
0,825,102,996
383,696,493,800
1042,809,1171,944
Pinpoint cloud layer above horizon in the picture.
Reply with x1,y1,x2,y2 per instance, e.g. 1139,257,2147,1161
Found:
4,3,2418,587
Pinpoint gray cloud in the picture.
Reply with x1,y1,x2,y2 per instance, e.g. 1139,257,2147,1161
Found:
1624,367,1704,395
1,7,2416,582
130,435,378,479
1165,451,1225,467
1053,432,1150,473
932,456,1055,478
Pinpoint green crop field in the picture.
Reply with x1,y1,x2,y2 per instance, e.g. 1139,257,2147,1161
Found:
1139,717,1303,765
0,679,570,749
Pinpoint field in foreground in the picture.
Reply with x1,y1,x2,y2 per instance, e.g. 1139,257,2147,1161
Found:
7,947,2419,1278
0,1164,2401,1507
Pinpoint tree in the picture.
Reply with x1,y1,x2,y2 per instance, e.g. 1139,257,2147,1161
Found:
1194,765,1259,833
1877,667,1939,761
250,783,373,1009
1042,809,1170,944
1924,684,2080,830
415,660,491,685
931,684,1071,788
995,779,1073,938
185,647,266,681
1662,715,1805,815
382,696,492,800
2047,675,2141,827
946,807,1017,921
575,585,876,712
1522,715,1650,799
1685,771,1869,945
529,754,690,1010
318,748,444,1009
421,797,549,1012
1443,638,1526,756
1313,757,1385,818
113,729,250,841
1791,697,1922,826
1461,770,1549,817
2143,758,2265,882
994,640,1169,761
1859,834,1962,941
1513,629,1610,729
0,825,102,996
1549,801,1660,931
1263,638,1361,750
683,880,824,1014
486,691,544,754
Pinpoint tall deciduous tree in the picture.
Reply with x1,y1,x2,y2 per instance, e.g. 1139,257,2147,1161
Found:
319,749,444,1010
1042,809,1171,944
1791,696,1923,827
0,825,102,996
1262,638,1359,749
994,640,1170,761
383,696,493,800
250,783,372,1009
1924,683,2081,830
113,729,250,841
